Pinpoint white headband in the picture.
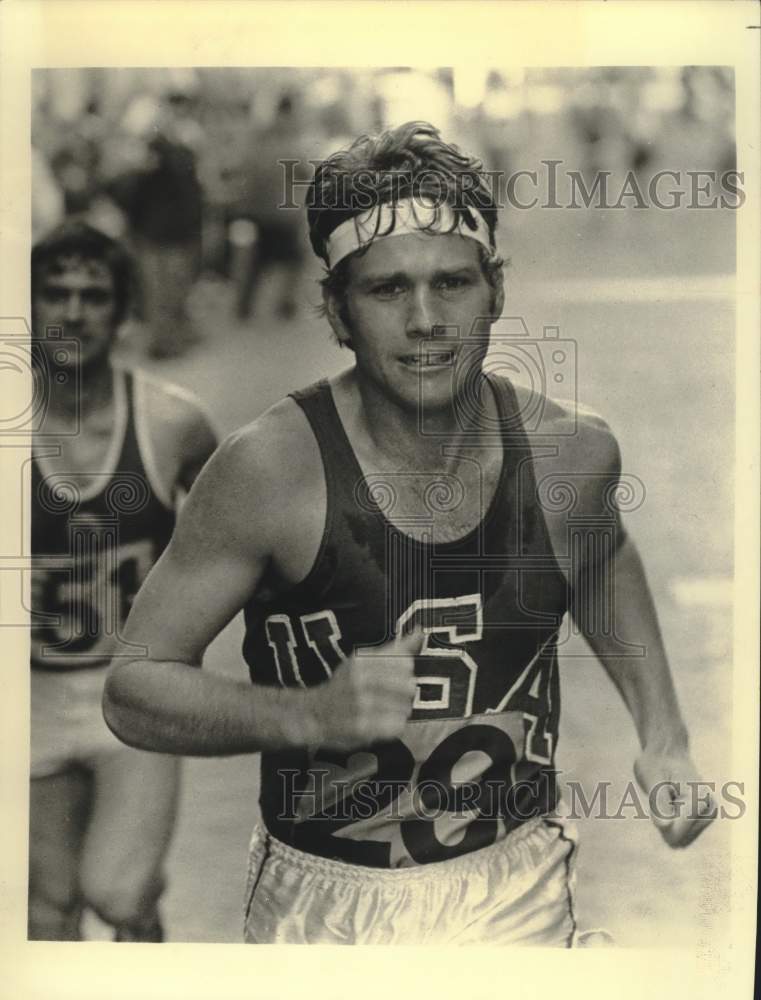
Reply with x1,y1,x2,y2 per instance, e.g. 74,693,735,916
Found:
324,197,493,269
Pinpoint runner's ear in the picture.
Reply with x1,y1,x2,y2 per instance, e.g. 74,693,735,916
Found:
323,286,353,349
492,277,505,320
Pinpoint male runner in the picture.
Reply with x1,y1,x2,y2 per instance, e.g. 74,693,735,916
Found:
29,221,217,940
104,123,714,945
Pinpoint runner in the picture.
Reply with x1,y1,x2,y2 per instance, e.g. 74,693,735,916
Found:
104,123,714,944
29,222,217,940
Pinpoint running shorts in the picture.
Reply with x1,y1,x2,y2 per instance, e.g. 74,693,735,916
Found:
243,813,579,946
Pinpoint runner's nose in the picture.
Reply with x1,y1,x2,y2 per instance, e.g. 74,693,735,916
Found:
405,288,434,339
65,292,83,324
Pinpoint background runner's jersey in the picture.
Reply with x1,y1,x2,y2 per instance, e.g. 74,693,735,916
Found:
242,376,569,868
31,369,176,671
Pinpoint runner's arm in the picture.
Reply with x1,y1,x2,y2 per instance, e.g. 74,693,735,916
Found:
103,428,322,755
545,413,713,846
103,424,417,755
574,532,689,751
141,375,219,506
576,530,715,847
175,410,218,500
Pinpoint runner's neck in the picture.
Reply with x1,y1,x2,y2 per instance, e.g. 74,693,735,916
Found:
342,368,500,472
46,359,115,426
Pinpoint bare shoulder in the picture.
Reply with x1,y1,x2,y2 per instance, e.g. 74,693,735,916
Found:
128,367,219,496
170,392,327,582
508,383,622,540
504,383,626,577
134,368,216,446
212,394,322,497
511,382,621,476
189,393,325,551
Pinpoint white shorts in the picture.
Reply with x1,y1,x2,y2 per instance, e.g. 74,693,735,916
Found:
30,666,125,779
243,814,579,946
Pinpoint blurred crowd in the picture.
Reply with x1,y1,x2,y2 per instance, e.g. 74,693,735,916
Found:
31,66,736,358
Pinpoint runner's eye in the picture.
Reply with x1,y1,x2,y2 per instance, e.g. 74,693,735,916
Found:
370,281,406,298
436,275,472,292
82,290,114,307
40,288,68,305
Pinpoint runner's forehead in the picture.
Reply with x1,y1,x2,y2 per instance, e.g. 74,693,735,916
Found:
39,255,114,288
347,231,483,280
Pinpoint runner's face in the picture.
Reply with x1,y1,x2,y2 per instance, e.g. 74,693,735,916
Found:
332,233,502,411
33,258,117,368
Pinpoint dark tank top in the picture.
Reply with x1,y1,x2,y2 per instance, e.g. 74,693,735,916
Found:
30,369,176,671
242,375,569,867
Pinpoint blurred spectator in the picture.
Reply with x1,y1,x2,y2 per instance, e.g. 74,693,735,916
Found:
230,93,310,321
30,64,736,333
108,82,204,359
35,98,105,231
680,67,736,172
196,96,255,278
32,146,65,241
568,71,625,181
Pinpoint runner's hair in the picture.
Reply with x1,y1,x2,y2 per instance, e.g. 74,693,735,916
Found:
308,122,504,330
32,220,134,326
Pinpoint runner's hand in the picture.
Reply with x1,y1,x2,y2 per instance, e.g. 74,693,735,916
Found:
634,745,716,848
308,630,422,750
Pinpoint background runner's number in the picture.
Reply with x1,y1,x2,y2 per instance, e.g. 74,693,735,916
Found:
32,539,154,655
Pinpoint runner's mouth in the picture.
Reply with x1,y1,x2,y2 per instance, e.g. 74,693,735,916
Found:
399,352,455,368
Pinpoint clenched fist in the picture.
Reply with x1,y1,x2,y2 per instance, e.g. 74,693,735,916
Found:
307,630,422,750
634,744,716,848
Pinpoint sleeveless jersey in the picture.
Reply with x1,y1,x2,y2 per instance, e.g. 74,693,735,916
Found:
31,369,176,671
242,375,569,868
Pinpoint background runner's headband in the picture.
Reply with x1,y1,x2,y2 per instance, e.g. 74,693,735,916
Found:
325,198,493,269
